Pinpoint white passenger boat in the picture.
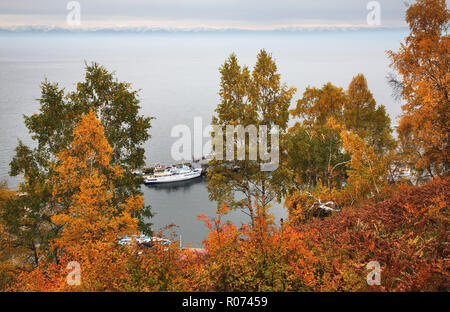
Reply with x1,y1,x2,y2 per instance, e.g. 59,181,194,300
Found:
144,166,202,184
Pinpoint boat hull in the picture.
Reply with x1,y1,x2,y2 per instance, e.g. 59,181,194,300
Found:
144,169,202,184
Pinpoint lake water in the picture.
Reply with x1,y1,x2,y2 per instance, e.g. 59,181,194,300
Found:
0,30,407,246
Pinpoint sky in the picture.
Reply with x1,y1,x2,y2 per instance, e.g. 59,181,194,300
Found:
0,0,412,31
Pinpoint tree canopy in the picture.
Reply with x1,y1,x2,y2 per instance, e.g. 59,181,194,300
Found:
388,0,449,178
207,50,296,226
4,63,153,266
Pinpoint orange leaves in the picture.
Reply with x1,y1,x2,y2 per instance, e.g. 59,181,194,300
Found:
309,177,449,291
194,201,320,291
52,109,120,205
217,203,230,215
9,178,449,291
34,110,143,290
285,183,339,225
284,191,307,224
388,0,449,177
283,177,448,292
0,183,16,203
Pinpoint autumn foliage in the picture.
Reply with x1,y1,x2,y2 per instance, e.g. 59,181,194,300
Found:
301,177,449,291
388,0,449,178
7,177,448,292
8,110,145,291
0,108,447,291
50,109,142,257
0,0,448,293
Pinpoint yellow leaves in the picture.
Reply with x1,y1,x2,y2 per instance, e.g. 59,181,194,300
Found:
389,0,449,177
49,110,141,286
70,109,113,166
326,117,344,133
284,191,307,224
0,183,16,204
326,117,386,205
408,235,420,246
293,83,346,127
112,164,124,179
285,182,338,224
121,195,144,214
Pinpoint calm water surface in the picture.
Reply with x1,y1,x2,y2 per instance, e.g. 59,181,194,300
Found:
0,30,406,246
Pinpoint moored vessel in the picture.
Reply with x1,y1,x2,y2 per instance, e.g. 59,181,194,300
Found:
144,165,202,184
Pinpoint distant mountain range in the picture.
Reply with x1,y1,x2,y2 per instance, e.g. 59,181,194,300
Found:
0,25,408,34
